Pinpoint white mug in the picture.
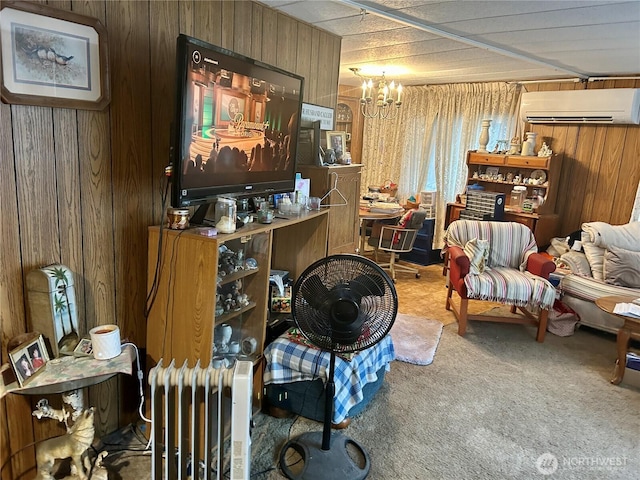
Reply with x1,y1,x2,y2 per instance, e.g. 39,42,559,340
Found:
89,325,121,360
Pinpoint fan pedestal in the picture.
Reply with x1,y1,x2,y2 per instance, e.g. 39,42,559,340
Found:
280,431,370,480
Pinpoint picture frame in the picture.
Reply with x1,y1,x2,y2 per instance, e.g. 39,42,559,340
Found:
326,131,347,156
73,337,93,357
0,1,111,110
9,334,49,387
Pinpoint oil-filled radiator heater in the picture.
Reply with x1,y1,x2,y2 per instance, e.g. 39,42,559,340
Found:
149,359,253,480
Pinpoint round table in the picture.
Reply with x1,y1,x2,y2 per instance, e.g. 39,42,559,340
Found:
594,295,640,384
358,207,404,254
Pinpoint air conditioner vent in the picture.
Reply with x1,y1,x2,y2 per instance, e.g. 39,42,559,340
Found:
521,89,640,125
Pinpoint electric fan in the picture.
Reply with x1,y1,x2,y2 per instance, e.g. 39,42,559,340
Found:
279,254,398,480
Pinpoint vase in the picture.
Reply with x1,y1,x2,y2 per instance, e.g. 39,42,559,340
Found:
522,132,537,156
477,120,491,153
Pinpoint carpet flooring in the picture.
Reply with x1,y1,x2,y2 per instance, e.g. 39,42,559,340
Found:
91,264,640,479
390,313,443,365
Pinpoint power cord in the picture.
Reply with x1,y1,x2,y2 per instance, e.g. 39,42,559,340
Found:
121,342,151,425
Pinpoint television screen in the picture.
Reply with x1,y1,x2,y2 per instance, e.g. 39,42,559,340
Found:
171,34,304,209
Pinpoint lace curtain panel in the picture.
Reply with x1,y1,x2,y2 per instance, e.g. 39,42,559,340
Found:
360,82,522,248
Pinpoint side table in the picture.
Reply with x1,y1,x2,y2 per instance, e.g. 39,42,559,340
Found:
594,295,640,385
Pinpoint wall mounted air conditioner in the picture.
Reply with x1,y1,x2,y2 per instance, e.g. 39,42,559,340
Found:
520,88,640,124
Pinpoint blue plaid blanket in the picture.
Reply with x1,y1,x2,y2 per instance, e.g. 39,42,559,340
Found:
263,334,395,423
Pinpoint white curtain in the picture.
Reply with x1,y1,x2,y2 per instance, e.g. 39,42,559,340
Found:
360,82,522,248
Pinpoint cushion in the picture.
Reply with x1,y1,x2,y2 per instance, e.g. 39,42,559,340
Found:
604,246,640,288
581,222,640,281
558,251,592,277
464,238,489,275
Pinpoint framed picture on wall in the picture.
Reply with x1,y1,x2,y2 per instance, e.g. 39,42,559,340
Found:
326,131,347,156
0,1,111,110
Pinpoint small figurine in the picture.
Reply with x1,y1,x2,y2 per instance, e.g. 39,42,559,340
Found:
36,408,96,480
538,142,553,157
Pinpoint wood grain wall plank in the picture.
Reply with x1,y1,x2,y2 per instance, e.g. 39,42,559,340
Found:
13,107,61,270
0,107,24,362
221,1,236,50
52,109,85,333
180,0,195,35
150,0,180,221
195,1,223,46
276,14,297,73
592,126,627,221
251,3,264,61
295,24,312,102
261,8,277,66
233,1,253,57
581,126,608,222
307,29,321,105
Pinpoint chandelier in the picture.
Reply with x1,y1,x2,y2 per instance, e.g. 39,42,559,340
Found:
351,68,403,120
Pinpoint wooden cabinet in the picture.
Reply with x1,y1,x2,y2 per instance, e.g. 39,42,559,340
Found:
146,210,329,407
445,151,562,247
336,95,364,163
298,164,362,255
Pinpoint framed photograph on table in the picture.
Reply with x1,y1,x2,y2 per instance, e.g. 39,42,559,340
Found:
326,131,347,156
9,334,49,387
0,1,110,110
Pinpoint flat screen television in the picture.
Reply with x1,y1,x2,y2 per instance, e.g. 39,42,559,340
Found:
171,34,304,220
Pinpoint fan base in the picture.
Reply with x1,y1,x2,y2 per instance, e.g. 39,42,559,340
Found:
279,431,370,480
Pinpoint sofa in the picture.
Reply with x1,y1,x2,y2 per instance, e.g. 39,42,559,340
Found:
555,221,640,334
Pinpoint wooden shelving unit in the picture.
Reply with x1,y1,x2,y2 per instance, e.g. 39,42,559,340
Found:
146,210,329,408
446,151,563,247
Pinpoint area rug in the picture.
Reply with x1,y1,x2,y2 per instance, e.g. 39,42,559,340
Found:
390,313,443,365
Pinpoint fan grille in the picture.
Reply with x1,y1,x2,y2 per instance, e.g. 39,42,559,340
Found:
292,254,397,353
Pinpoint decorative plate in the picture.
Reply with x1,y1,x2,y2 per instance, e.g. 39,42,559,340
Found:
530,169,547,183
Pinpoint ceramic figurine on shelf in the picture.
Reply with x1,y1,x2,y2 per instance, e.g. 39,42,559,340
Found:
508,136,521,155
538,142,553,157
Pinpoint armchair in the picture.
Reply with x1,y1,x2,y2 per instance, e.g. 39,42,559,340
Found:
444,220,556,342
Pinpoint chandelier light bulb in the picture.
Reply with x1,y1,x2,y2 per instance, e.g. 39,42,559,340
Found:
353,68,404,119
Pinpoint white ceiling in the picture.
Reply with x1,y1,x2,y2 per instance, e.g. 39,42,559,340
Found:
259,0,640,86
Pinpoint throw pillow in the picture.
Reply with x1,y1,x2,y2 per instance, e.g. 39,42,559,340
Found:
464,238,490,275
581,231,606,280
604,246,640,289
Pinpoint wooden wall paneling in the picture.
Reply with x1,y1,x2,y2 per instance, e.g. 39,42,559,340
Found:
0,107,24,362
232,1,253,57
316,32,336,108
221,1,235,50
0,100,21,480
52,109,86,333
581,125,608,223
13,107,60,270
251,2,264,61
295,24,313,103
5,394,36,479
612,123,640,224
592,125,628,221
150,0,179,221
276,14,298,74
261,7,278,65
180,0,195,36
195,0,223,47
307,28,321,104
106,0,153,346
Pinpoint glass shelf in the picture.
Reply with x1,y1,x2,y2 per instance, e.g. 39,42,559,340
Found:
215,301,257,326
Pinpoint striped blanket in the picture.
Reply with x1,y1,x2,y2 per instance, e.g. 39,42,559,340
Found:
445,220,556,310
